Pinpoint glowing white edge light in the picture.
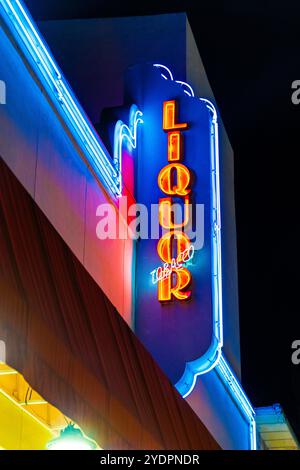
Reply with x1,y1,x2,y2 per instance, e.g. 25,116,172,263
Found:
175,80,195,97
113,105,143,195
153,64,256,450
0,0,142,198
216,355,257,450
153,64,174,81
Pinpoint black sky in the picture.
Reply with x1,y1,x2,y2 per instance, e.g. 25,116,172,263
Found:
25,0,300,439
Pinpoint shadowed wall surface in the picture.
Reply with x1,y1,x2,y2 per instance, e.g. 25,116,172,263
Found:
0,157,220,450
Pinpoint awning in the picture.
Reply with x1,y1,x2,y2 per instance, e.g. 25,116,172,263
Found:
0,157,220,450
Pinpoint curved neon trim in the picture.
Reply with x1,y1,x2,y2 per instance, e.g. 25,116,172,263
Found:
113,105,143,195
175,80,195,97
153,64,174,81
0,0,142,198
153,65,256,450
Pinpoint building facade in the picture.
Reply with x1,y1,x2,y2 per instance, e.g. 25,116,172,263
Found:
0,0,296,451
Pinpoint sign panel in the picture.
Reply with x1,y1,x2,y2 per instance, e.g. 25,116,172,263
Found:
125,64,222,392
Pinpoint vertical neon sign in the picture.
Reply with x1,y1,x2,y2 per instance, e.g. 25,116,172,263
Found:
132,63,219,386
157,100,192,302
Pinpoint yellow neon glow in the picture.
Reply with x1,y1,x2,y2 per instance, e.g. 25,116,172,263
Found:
158,267,191,302
158,163,191,196
163,100,188,130
159,197,190,229
0,362,99,450
168,131,182,161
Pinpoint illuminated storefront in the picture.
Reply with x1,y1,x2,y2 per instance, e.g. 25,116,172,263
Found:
0,0,298,451
0,362,98,450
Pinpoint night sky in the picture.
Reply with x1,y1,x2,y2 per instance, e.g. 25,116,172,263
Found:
25,0,300,439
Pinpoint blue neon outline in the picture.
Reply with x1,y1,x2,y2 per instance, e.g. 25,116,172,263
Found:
113,105,143,195
0,0,142,198
154,65,256,450
216,355,256,449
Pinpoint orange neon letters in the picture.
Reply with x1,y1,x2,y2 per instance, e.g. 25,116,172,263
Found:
159,197,190,230
158,268,191,302
158,163,191,196
157,100,192,302
157,231,191,264
168,131,182,161
163,100,188,131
